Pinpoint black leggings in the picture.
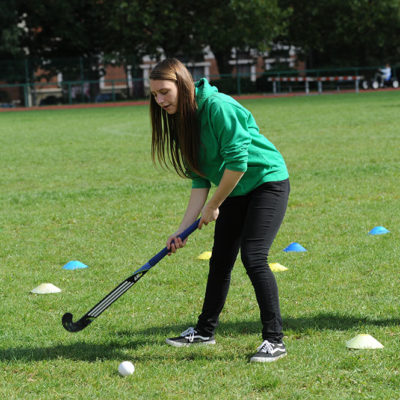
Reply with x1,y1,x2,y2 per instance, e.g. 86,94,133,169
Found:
196,179,290,342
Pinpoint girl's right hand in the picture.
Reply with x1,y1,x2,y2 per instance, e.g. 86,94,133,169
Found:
166,231,188,255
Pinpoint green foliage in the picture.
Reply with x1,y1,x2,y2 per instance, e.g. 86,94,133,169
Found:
4,0,400,83
17,0,121,83
12,0,290,79
279,0,400,67
0,0,22,57
1,92,400,398
108,0,206,61
202,0,290,73
0,0,26,82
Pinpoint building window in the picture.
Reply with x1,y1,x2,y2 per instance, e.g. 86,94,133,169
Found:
229,59,257,81
264,44,297,71
186,65,205,81
186,62,211,81
236,63,251,78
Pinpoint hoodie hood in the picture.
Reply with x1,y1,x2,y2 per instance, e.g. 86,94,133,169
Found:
195,78,219,112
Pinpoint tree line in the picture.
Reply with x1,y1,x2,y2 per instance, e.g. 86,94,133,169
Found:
1,0,399,82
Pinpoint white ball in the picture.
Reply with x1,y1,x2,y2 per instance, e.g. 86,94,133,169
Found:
118,361,135,376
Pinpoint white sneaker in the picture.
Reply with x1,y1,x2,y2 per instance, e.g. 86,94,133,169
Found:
166,327,216,347
250,340,287,363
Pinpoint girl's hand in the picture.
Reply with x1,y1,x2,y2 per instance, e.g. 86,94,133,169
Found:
199,203,219,229
166,232,188,255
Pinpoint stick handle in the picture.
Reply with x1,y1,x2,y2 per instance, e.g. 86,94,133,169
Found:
147,219,200,267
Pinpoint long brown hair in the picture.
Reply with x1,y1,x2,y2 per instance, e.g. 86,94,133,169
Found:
149,58,200,178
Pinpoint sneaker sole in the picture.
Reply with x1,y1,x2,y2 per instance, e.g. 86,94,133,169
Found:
166,338,216,347
250,352,287,363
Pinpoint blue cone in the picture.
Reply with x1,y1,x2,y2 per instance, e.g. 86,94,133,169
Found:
62,260,89,270
283,242,307,252
368,226,390,235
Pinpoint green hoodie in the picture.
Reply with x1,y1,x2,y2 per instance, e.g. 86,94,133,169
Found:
192,78,289,197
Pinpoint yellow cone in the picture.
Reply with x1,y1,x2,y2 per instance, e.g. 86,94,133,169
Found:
270,263,288,272
31,283,62,294
197,251,212,260
346,334,384,349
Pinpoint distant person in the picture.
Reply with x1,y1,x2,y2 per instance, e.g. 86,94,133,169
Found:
375,63,392,87
148,58,290,363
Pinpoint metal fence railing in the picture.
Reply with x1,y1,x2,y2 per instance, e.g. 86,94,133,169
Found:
0,78,145,108
1,64,398,109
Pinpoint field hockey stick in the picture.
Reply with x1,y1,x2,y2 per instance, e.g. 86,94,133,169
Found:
62,219,200,332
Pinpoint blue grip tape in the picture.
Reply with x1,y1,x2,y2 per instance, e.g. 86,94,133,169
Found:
147,219,200,267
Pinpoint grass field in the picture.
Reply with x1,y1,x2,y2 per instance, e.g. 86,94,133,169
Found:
1,91,399,399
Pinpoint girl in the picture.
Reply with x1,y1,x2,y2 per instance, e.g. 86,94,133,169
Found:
149,58,290,363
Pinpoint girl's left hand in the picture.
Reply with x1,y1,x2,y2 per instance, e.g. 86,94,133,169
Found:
199,203,219,229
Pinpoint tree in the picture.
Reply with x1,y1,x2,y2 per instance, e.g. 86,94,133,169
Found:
109,0,207,62
16,0,206,96
0,0,22,56
200,0,290,74
18,0,110,76
110,0,289,74
0,0,26,83
16,0,125,100
279,0,400,68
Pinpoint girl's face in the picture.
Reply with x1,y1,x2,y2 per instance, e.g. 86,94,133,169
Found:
150,79,178,114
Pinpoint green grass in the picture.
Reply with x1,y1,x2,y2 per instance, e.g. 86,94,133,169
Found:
1,91,400,399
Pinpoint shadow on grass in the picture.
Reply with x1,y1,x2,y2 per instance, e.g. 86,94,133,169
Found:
283,313,400,333
1,312,399,362
0,340,142,363
130,312,400,338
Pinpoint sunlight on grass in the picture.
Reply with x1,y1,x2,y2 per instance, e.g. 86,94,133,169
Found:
1,92,399,399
